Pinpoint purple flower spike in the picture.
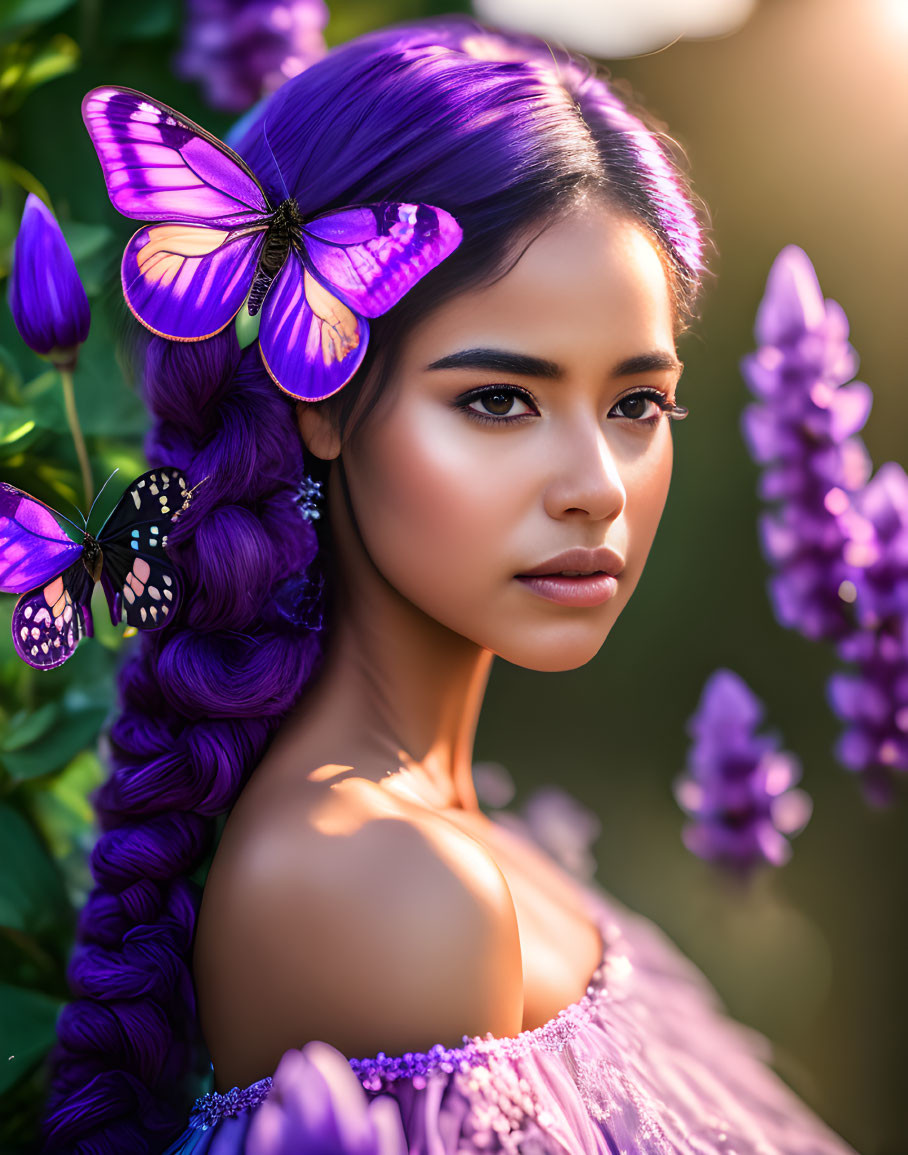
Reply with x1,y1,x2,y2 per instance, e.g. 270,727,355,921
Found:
674,669,812,877
740,244,876,643
742,245,908,805
8,193,90,370
246,1040,408,1155
176,0,328,113
826,461,908,805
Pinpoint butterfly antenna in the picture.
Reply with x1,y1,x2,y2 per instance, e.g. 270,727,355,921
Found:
85,468,120,527
57,503,87,535
66,500,88,530
263,117,291,202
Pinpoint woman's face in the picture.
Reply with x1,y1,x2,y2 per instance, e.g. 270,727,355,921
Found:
332,199,683,672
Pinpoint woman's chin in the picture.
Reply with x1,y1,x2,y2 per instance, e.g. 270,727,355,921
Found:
489,627,615,673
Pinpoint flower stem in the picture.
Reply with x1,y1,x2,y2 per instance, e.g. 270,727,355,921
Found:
60,369,93,509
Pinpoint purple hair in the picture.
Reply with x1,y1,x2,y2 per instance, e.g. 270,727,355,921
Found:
41,16,707,1152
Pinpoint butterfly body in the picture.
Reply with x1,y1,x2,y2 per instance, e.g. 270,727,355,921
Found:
82,85,463,400
247,197,304,317
1,469,192,669
80,534,103,583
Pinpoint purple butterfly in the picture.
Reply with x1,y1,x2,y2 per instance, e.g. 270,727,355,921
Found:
81,86,463,401
0,469,192,669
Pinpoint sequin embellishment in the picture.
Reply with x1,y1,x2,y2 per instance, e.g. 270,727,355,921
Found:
189,1077,273,1129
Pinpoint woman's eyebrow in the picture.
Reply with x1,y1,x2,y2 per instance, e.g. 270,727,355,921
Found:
426,347,683,379
426,348,562,378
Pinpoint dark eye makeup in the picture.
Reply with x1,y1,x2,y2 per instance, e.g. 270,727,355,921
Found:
452,384,688,428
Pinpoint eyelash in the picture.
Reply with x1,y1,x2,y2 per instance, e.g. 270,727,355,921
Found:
454,385,680,428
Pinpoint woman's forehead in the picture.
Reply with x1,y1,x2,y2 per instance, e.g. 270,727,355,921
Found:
402,204,677,375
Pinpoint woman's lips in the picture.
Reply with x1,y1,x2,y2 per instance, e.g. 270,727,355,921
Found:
515,572,619,607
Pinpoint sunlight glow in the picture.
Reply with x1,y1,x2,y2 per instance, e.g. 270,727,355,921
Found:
472,0,757,57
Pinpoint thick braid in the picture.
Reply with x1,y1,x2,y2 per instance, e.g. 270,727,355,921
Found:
42,331,322,1153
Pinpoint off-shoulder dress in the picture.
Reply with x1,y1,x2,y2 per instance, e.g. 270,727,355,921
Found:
162,791,858,1155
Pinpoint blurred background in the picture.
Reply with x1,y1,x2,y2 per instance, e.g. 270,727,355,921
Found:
0,0,905,1151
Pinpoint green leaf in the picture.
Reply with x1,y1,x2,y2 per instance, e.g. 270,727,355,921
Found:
0,402,38,456
0,803,68,935
0,983,63,1097
59,220,115,298
0,345,24,403
107,0,178,41
26,747,102,860
0,704,107,782
0,36,79,115
1,703,59,753
0,0,78,35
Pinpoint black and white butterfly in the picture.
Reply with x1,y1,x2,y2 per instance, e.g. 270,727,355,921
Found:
0,468,194,669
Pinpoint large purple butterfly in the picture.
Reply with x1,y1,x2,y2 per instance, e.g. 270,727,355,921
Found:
0,469,191,669
81,86,463,401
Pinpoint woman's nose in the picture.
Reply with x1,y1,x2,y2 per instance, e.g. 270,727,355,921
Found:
543,424,627,522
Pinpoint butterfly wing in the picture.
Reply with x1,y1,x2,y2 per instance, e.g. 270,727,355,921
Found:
259,250,369,401
0,483,83,594
121,221,264,340
301,203,463,319
12,560,94,670
83,86,273,341
82,86,271,226
95,468,187,629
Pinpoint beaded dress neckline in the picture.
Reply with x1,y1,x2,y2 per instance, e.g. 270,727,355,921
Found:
188,885,616,1128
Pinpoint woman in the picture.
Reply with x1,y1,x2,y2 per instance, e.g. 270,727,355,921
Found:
42,16,858,1154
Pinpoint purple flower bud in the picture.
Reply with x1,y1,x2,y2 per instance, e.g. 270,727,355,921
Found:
175,0,328,113
246,1040,407,1155
7,194,90,370
674,669,812,877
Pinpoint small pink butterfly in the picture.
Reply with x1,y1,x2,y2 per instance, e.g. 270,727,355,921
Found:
82,86,463,400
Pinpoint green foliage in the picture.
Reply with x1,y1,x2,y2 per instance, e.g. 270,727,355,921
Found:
0,983,64,1096
0,0,461,1145
0,0,155,1143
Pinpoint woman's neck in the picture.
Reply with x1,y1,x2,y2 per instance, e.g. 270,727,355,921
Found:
275,464,494,812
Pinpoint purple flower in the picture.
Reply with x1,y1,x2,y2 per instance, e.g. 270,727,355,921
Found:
7,193,90,370
741,245,908,805
175,0,328,113
246,1041,407,1155
826,462,908,804
674,669,812,876
739,244,875,642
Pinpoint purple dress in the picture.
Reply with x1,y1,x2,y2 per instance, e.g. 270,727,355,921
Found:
163,793,858,1155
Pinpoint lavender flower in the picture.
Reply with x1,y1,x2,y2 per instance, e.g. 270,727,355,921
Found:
7,193,90,371
176,0,328,113
674,669,812,876
739,244,875,642
741,245,908,805
246,1040,407,1155
826,462,908,804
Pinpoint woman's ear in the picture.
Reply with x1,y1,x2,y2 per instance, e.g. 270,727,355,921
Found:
296,402,342,461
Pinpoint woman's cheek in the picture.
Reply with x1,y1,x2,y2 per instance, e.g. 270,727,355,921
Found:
349,410,523,617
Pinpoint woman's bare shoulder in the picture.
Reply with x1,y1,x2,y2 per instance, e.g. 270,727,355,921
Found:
194,769,523,1090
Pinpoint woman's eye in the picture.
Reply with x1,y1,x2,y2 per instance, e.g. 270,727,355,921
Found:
456,385,676,427
460,387,536,423
611,388,671,424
